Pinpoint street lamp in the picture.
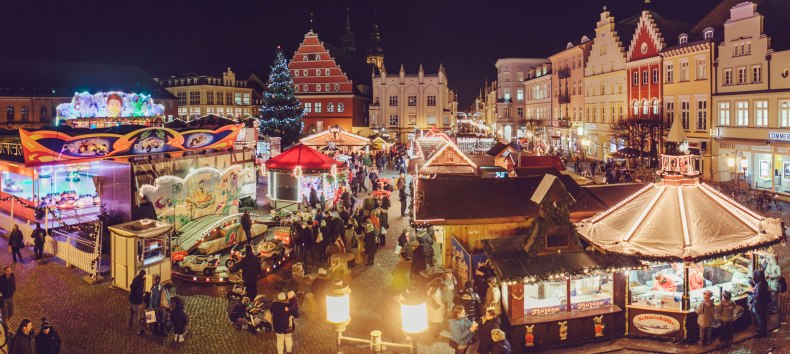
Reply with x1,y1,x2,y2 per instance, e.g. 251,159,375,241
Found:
325,280,427,354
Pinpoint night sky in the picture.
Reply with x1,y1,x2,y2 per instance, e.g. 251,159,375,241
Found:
1,0,722,108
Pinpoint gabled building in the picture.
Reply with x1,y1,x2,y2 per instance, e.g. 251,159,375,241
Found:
550,37,593,157
289,30,371,134
523,63,552,151
583,6,633,162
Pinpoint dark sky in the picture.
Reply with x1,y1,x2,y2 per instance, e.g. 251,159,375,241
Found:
0,0,721,108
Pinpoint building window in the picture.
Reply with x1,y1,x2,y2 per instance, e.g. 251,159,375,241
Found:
408,114,417,125
444,115,450,125
206,92,214,105
632,100,639,115
642,100,649,115
724,69,732,85
665,63,674,83
680,101,690,130
696,59,707,80
334,84,340,91
234,93,242,105
632,72,639,86
40,106,47,121
666,101,675,125
426,115,436,125
217,92,225,105
704,29,714,40
294,70,300,77
517,107,524,118
302,84,308,92
325,68,330,76
189,92,200,105
517,89,524,101
652,99,660,116
407,96,417,106
338,103,345,112
302,69,308,77
736,101,749,126
752,65,762,83
20,107,28,121
304,102,312,113
642,71,648,85
780,100,790,127
680,61,689,81
697,100,707,131
427,96,436,106
504,89,511,101
755,100,768,127
389,96,398,106
315,103,322,113
679,34,688,45
389,115,398,126
327,103,334,113
226,92,233,105
177,92,187,106
652,68,659,83
738,67,746,84
316,84,322,92
243,93,250,105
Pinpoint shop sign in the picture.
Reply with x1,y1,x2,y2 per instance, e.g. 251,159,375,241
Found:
709,128,719,137
572,298,610,311
571,121,583,127
586,123,597,130
632,313,680,335
526,305,564,316
768,131,790,141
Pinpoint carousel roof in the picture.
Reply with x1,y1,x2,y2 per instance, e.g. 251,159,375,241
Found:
576,181,785,262
264,143,342,171
300,129,370,147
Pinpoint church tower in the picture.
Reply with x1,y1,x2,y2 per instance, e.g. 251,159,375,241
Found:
366,18,384,73
340,8,356,55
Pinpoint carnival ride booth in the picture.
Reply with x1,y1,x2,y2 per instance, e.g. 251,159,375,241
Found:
55,91,165,129
483,174,644,352
576,152,785,343
264,143,345,211
110,219,173,291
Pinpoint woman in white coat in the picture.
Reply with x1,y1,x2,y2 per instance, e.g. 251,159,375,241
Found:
426,278,446,338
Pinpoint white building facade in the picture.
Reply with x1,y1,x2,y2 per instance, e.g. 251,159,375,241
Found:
495,58,549,141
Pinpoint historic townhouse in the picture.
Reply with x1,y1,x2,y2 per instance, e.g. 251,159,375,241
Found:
550,39,593,157
712,1,790,194
159,68,260,121
523,63,552,150
583,7,632,162
494,58,547,141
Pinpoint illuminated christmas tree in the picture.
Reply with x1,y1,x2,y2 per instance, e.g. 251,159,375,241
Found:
260,48,304,148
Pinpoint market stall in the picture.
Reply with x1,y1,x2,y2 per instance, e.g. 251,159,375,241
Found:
264,143,346,210
300,126,370,153
483,174,645,352
576,146,785,342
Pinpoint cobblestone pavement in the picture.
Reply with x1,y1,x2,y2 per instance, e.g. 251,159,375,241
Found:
1,170,789,353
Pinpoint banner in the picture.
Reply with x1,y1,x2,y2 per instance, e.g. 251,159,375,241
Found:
20,125,242,165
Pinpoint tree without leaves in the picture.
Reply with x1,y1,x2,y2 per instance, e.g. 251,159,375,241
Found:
609,118,666,167
260,49,304,148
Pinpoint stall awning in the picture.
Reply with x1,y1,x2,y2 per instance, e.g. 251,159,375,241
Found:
576,181,785,262
264,143,343,171
483,235,644,284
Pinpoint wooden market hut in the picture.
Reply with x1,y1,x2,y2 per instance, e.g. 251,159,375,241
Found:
300,127,370,152
264,143,345,210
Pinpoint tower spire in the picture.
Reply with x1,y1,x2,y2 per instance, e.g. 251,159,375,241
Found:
345,8,351,31
341,8,356,55
309,12,314,32
366,11,384,74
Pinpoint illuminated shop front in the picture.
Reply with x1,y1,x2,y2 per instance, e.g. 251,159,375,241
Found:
714,127,790,195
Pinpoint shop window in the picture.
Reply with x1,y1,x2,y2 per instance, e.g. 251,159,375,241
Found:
571,274,613,311
629,264,682,310
6,106,14,121
427,115,436,125
522,281,568,315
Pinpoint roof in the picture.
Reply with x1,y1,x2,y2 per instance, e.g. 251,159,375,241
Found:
300,129,370,147
264,143,342,171
484,235,644,283
486,142,511,157
583,183,649,208
576,181,785,262
515,155,566,171
683,0,790,51
166,114,239,129
0,58,176,99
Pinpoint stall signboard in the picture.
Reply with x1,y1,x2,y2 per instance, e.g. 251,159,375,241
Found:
451,236,471,286
20,125,241,165
56,91,165,119
632,313,681,335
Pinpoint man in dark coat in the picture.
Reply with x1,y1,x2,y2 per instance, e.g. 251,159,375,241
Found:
301,223,315,263
270,292,295,354
292,221,304,262
8,224,24,263
356,169,368,192
752,269,770,337
363,226,378,266
240,210,253,244
477,308,501,354
399,187,408,217
231,244,261,300
0,266,16,322
128,270,146,335
35,317,61,354
31,223,47,261
309,187,319,209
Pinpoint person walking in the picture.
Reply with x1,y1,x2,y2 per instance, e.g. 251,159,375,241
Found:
8,224,25,263
128,270,146,335
490,329,512,354
230,244,262,300
10,319,35,354
696,289,715,346
448,306,477,354
170,296,188,343
477,308,501,354
0,266,16,322
31,223,46,261
308,187,319,209
716,290,737,343
301,223,314,263
399,186,408,217
148,275,172,336
363,220,378,266
764,254,783,314
35,317,61,354
751,269,770,337
270,292,295,354
240,210,253,244
426,278,445,338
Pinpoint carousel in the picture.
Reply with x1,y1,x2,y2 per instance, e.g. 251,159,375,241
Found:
300,126,370,154
264,143,346,210
575,121,786,342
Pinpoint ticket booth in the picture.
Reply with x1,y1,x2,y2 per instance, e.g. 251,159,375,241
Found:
110,219,173,291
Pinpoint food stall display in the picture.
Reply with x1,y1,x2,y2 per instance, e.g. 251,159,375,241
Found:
576,147,785,342
264,143,345,210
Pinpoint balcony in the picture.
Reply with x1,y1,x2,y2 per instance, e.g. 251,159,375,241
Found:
557,68,570,79
497,98,512,103
557,94,571,104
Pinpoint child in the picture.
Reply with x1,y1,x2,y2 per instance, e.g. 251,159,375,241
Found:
170,296,189,343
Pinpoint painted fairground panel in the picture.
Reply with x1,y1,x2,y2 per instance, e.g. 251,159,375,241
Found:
56,91,165,121
19,125,241,164
138,164,256,228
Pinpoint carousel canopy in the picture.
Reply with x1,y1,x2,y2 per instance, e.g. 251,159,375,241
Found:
264,143,342,171
300,129,370,148
576,181,785,262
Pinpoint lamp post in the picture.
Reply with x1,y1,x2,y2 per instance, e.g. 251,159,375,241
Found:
326,280,428,354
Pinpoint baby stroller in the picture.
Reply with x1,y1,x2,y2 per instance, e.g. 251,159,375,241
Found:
226,271,246,303
247,295,274,333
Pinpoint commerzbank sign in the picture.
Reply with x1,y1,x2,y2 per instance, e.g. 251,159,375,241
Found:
768,131,790,141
